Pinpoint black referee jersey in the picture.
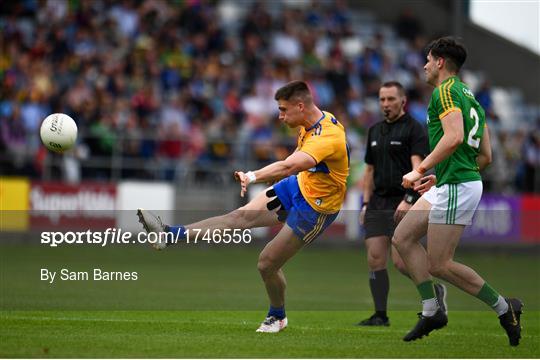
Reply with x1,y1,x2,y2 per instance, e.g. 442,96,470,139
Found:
364,113,428,197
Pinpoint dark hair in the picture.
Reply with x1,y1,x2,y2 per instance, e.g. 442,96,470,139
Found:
425,36,467,72
381,81,405,97
274,80,312,104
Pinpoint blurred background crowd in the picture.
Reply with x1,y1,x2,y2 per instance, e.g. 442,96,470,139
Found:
1,0,539,193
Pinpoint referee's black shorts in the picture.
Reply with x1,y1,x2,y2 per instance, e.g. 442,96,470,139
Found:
364,194,403,239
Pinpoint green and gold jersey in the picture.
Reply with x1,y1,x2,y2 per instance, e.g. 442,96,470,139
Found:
427,76,485,186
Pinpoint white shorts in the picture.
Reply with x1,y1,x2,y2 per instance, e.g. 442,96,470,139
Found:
421,181,482,225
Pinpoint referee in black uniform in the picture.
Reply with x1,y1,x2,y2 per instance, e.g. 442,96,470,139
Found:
358,81,428,326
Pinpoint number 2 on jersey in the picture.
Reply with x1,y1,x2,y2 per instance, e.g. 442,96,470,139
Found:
467,107,481,148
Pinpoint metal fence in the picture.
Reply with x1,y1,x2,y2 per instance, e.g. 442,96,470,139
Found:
1,129,538,193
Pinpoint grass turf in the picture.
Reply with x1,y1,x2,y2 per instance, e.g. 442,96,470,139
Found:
0,244,539,357
1,310,538,357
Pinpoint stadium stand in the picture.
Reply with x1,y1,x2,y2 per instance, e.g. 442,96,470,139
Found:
1,0,538,193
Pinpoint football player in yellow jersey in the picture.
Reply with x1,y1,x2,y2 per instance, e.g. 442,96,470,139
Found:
137,80,349,333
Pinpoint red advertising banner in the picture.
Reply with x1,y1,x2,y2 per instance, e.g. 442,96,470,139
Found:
29,182,117,230
521,195,540,243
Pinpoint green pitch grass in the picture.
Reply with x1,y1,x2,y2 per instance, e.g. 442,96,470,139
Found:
2,310,539,358
1,243,539,357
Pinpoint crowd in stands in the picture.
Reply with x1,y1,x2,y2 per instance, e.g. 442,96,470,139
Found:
1,0,538,193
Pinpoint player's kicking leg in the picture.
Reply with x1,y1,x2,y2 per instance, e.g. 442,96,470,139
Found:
137,187,282,250
255,224,304,333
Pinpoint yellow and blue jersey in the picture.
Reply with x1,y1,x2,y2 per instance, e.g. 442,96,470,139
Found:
296,111,349,214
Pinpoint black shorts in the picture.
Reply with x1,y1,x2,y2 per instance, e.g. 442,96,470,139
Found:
364,194,403,239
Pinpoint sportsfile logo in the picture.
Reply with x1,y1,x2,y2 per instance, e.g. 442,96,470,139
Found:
40,228,167,247
40,228,253,247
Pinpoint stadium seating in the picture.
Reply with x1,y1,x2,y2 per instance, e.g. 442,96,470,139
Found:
0,0,538,193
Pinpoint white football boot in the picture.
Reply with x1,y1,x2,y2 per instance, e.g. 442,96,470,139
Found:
256,316,288,333
137,208,167,250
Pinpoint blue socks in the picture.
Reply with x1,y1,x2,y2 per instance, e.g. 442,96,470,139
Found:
268,305,286,320
165,225,186,243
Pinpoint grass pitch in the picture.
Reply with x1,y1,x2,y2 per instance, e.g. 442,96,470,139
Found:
2,310,539,358
0,243,539,357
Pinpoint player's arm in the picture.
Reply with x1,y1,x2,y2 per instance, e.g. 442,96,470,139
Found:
363,164,374,205
394,155,424,223
414,174,437,195
410,155,422,174
253,151,316,182
476,125,492,171
418,111,463,172
234,151,316,197
402,111,463,187
403,154,423,199
359,164,373,225
408,154,423,191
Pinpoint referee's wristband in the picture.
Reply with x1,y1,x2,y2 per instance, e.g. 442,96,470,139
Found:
245,171,257,184
403,192,419,205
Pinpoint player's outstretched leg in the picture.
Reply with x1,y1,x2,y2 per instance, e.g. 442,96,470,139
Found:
498,298,523,346
137,188,282,250
137,209,168,250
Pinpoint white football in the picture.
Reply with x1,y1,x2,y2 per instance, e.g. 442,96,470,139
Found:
40,113,78,153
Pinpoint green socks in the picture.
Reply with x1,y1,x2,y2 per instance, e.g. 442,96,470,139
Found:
476,282,500,306
417,280,438,316
417,280,436,300
418,281,507,316
477,282,509,315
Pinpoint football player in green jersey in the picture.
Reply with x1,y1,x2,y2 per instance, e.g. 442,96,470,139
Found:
393,37,523,346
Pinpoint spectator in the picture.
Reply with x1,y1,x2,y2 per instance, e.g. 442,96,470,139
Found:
521,130,540,193
0,0,534,194
0,105,30,174
395,8,424,43
476,80,494,116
